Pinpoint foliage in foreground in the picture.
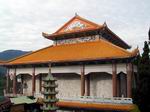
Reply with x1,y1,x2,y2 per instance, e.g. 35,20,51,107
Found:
134,30,150,112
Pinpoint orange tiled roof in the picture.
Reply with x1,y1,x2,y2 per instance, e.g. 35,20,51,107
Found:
43,15,103,40
55,15,101,34
42,15,130,49
56,101,135,111
0,60,5,64
6,39,137,65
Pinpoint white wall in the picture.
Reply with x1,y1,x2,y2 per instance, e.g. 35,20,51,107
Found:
90,73,112,98
35,75,40,93
22,75,32,95
8,63,136,98
9,63,133,76
51,66,81,74
85,64,112,74
35,67,48,76
54,73,81,98
16,68,33,76
117,64,127,74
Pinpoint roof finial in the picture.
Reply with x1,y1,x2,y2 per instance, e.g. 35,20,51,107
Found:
148,27,150,44
103,21,107,27
75,12,78,16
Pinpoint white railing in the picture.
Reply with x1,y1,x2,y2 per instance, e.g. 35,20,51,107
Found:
59,96,133,104
5,92,133,104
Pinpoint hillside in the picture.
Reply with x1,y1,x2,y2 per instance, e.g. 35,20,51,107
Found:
0,50,31,75
0,50,30,61
0,50,30,95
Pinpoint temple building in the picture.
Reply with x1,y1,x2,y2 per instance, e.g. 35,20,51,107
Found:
3,15,139,111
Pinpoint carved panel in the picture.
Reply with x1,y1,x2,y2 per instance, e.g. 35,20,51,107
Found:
55,35,100,45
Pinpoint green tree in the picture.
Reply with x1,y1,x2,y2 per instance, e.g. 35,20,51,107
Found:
148,28,150,44
0,75,5,95
135,40,150,112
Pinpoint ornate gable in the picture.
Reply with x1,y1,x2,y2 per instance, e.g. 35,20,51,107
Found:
54,15,101,34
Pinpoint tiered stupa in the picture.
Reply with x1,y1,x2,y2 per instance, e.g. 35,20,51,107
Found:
42,64,58,112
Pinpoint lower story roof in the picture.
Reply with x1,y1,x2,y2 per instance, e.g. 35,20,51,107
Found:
56,101,136,111
6,39,138,65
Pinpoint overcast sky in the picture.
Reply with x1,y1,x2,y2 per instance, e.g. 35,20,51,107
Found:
0,0,149,52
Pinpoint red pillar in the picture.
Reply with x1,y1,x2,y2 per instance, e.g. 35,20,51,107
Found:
6,68,9,93
81,65,85,96
86,74,90,96
32,67,36,96
127,63,132,98
112,63,117,97
13,68,16,95
39,74,42,92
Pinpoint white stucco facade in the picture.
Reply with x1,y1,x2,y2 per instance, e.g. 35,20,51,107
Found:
9,63,130,76
90,73,112,98
8,63,137,98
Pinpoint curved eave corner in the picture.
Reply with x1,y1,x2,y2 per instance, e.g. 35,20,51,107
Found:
104,26,131,49
42,32,51,39
130,47,140,57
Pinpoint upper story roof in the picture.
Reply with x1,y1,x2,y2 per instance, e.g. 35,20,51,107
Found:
43,15,102,40
42,15,130,49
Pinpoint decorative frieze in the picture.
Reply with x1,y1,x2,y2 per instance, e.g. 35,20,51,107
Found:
55,35,100,45
64,21,87,32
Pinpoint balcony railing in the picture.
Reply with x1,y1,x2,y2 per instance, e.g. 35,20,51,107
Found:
59,96,133,104
4,92,133,104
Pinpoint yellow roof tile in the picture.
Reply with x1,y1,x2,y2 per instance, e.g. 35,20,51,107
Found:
7,39,135,65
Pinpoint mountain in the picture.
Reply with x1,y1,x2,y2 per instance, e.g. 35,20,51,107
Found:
0,50,31,61
0,50,31,95
0,50,31,76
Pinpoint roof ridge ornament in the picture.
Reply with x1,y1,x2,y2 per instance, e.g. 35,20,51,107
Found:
75,12,78,16
103,21,107,27
148,27,150,44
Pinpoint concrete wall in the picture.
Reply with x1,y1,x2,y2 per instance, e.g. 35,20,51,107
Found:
54,73,81,98
16,68,33,76
35,74,47,93
8,63,136,98
118,72,127,97
9,63,132,76
35,75,40,93
22,74,32,95
90,73,112,98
